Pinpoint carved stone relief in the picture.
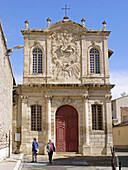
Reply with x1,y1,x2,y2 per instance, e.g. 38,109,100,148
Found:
59,96,74,105
51,30,81,81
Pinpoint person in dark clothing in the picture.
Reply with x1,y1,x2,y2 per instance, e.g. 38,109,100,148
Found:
46,139,55,163
32,137,39,162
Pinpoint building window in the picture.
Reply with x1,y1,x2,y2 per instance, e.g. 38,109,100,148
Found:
33,48,42,73
123,115,127,123
92,105,102,130
90,48,100,74
31,105,42,131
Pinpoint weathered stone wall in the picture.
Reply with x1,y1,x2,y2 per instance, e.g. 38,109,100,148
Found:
13,85,113,155
0,21,13,161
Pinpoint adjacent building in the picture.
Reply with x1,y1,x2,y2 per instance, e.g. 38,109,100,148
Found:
13,15,114,155
0,20,14,161
112,95,128,123
113,107,128,149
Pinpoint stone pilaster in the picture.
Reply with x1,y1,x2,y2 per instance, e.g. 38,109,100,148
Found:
20,95,28,152
82,92,89,145
46,37,52,80
103,37,110,84
23,37,29,83
82,91,91,155
45,95,52,141
105,93,113,154
81,36,87,80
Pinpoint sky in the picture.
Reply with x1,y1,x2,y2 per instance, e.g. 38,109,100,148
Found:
0,0,128,99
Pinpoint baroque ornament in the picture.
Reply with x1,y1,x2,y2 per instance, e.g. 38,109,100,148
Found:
51,30,81,80
59,96,74,105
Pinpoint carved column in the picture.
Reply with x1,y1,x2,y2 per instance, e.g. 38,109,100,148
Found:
105,93,113,154
20,95,28,153
45,95,52,141
82,91,89,145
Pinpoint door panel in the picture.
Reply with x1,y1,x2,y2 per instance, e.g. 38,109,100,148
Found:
67,117,78,152
56,105,78,152
56,117,66,152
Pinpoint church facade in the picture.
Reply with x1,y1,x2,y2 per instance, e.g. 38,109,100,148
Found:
12,16,114,155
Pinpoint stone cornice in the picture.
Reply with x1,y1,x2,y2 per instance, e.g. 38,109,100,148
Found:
21,29,110,37
17,83,115,89
21,29,53,36
79,30,111,36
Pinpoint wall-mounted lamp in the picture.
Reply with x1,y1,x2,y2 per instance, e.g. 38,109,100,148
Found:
5,45,24,55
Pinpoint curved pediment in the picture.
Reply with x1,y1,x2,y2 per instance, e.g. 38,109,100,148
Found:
45,19,87,33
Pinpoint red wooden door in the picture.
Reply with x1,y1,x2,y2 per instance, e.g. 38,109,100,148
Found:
56,105,78,152
56,117,66,152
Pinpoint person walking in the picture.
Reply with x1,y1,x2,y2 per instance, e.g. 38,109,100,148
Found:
46,139,55,163
32,137,39,162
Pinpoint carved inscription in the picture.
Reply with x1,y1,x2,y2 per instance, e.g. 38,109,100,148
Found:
51,31,81,80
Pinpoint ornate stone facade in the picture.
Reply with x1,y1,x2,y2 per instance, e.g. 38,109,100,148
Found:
13,17,114,155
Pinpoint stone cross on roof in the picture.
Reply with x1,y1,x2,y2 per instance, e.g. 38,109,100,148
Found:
62,4,70,17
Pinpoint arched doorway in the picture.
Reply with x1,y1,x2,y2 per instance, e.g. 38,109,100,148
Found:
56,105,78,152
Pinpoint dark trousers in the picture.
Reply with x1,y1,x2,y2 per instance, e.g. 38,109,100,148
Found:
32,151,37,162
48,151,53,163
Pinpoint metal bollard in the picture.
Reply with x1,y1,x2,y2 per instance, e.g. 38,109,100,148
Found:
119,161,121,170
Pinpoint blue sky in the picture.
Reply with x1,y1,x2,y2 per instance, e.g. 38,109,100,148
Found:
0,0,128,99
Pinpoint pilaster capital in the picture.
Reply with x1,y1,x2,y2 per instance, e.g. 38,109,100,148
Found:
45,95,53,101
82,91,89,100
21,95,28,103
105,93,112,102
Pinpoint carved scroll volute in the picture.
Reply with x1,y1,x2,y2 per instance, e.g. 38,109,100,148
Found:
21,95,28,103
105,93,112,102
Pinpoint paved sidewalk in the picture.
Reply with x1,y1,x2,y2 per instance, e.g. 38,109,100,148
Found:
1,151,128,170
22,153,128,170
0,153,24,170
23,154,113,170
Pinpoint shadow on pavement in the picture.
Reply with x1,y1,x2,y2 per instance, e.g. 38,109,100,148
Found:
53,156,111,166
23,155,128,167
